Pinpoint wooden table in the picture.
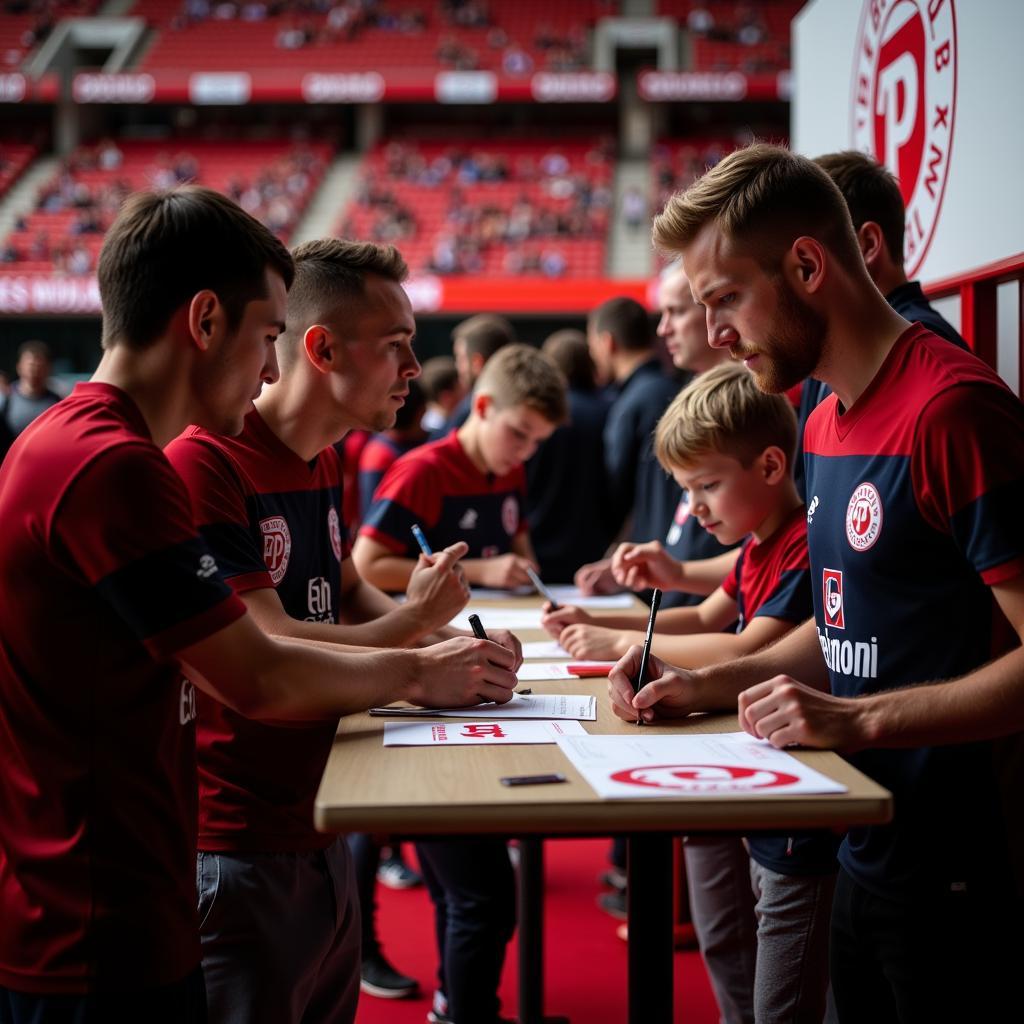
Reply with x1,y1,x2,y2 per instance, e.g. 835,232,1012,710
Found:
315,600,892,1023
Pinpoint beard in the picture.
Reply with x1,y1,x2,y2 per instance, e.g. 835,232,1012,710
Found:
732,279,827,394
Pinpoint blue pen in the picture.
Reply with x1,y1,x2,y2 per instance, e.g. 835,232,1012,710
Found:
410,524,433,557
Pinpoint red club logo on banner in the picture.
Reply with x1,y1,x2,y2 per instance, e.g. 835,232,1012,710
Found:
609,764,799,793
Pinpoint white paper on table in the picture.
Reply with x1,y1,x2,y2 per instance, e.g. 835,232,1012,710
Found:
448,607,543,631
545,585,636,609
383,719,586,747
468,586,533,600
521,640,570,660
516,661,612,681
370,692,596,720
555,732,848,799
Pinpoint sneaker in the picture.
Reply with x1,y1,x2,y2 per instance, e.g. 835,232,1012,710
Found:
377,855,422,890
426,990,452,1023
359,952,418,999
598,888,627,921
599,866,627,892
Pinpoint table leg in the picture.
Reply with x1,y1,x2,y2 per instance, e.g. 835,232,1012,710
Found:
516,837,569,1024
627,833,674,1024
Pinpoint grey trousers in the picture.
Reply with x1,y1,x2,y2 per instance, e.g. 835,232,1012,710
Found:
196,839,361,1024
685,837,758,1024
749,860,836,1024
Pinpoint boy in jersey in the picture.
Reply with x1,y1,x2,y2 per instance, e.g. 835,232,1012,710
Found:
609,143,1024,1021
166,238,523,1023
0,188,517,1024
550,363,835,1023
354,343,566,592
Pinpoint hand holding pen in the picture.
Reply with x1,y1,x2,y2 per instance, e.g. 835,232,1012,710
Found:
633,588,662,726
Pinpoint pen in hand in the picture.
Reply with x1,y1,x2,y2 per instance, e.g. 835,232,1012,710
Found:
634,588,662,727
410,523,433,557
468,613,488,640
525,566,559,610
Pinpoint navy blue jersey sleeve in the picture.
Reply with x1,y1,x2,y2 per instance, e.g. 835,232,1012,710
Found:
753,567,813,623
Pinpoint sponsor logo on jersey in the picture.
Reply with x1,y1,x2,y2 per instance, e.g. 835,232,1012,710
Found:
823,568,845,629
327,506,343,562
610,764,800,793
179,679,197,725
851,0,957,276
807,495,820,523
459,508,479,531
260,515,292,584
817,628,878,680
501,495,519,536
196,553,219,579
846,482,883,551
306,576,333,622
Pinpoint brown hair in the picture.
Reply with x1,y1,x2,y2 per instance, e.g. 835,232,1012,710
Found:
815,150,905,267
655,362,796,470
419,355,460,401
452,314,516,360
97,185,294,350
588,296,652,352
652,143,862,275
475,343,568,425
542,328,596,391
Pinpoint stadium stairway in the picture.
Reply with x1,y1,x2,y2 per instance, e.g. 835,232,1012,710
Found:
290,153,362,248
0,155,61,252
608,156,654,279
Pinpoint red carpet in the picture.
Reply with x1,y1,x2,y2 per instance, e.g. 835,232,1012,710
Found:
356,839,719,1024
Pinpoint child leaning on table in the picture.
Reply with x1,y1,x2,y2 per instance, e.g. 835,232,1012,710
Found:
543,362,839,1024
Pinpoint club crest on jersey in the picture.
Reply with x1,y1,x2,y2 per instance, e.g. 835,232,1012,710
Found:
327,507,342,562
823,568,845,629
851,0,957,277
501,495,519,536
260,515,291,584
846,483,883,551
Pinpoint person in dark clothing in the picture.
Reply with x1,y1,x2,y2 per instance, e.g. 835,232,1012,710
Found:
0,341,61,450
525,329,615,582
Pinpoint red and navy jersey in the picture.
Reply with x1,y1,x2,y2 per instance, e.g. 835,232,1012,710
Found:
359,430,527,559
358,431,421,522
804,325,1024,899
167,408,348,854
721,506,811,631
0,383,245,994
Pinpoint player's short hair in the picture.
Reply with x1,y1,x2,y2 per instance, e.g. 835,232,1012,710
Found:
98,185,294,350
588,296,651,352
542,329,596,391
475,343,568,425
419,355,460,402
652,143,862,276
815,150,905,268
452,314,517,360
655,362,797,470
284,238,409,365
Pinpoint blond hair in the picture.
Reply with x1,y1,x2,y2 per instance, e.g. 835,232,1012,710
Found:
652,143,862,274
475,343,568,425
655,362,797,470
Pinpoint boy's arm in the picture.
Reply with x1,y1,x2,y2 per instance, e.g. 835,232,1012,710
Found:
612,541,740,596
649,613,795,668
350,534,417,592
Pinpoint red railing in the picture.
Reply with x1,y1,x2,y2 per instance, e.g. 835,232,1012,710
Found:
925,252,1024,397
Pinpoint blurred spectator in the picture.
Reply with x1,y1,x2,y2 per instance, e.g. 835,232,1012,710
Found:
621,185,647,232
419,356,464,434
0,341,61,441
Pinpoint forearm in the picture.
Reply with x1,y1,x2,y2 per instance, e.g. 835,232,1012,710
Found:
338,580,434,647
356,553,416,593
679,549,742,596
857,646,1024,748
651,630,756,670
460,558,496,585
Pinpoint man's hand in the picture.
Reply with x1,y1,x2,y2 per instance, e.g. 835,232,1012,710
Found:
477,553,537,589
611,541,682,592
406,542,470,631
487,628,523,671
540,603,592,638
607,645,703,723
560,624,630,661
737,676,869,751
574,559,623,596
410,637,518,708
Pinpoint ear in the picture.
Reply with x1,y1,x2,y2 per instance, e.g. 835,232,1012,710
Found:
856,221,886,273
470,352,486,378
757,445,788,485
785,237,827,297
472,391,492,419
186,290,222,351
302,324,334,373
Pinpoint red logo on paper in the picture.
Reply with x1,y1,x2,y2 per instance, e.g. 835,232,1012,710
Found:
260,516,291,584
851,0,957,276
845,483,883,552
609,764,799,793
823,569,845,629
327,507,343,562
461,724,507,738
